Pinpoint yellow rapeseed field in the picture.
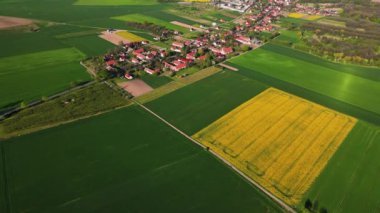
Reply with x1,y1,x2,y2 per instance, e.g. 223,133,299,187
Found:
288,12,305,19
193,88,357,205
116,31,145,42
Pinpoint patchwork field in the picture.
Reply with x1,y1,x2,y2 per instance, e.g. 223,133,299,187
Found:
227,44,380,120
303,121,380,212
193,88,357,205
0,48,90,108
0,106,282,213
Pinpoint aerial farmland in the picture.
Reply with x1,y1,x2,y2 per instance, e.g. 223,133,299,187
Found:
0,0,379,213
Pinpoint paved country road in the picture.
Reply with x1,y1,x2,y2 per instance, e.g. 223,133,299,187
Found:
133,100,297,213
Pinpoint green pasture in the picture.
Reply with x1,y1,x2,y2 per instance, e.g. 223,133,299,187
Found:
228,44,380,117
0,106,282,213
303,121,380,213
146,71,269,135
0,48,90,108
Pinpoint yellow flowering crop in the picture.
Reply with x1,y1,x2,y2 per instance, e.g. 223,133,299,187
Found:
116,31,145,42
193,88,357,205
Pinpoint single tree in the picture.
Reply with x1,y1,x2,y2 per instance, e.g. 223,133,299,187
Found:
320,207,328,213
305,199,313,211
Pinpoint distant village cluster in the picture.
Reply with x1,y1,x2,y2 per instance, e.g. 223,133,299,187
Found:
101,0,288,80
215,0,289,13
215,0,255,13
293,3,340,16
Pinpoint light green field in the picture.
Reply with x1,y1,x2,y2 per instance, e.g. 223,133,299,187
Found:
0,48,90,108
303,121,380,212
228,44,380,116
74,0,157,5
113,13,188,33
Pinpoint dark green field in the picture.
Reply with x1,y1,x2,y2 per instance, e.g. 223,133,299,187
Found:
61,35,115,56
303,122,380,213
227,44,380,124
146,71,269,135
0,106,282,213
140,74,173,89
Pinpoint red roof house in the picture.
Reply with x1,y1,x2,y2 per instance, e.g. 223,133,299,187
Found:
133,48,144,55
186,51,196,60
221,47,233,55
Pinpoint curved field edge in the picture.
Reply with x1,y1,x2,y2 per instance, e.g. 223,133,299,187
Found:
302,121,380,212
227,44,380,117
1,106,284,213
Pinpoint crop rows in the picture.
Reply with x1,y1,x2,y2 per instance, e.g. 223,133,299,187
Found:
193,88,357,205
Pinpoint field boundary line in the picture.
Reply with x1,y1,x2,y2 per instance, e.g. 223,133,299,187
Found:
133,100,296,213
0,103,132,141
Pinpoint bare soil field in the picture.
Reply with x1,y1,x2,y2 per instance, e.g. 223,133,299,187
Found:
118,79,153,97
0,16,33,29
99,30,132,45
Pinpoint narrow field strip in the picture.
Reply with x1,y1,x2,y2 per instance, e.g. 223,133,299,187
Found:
135,66,221,104
193,88,357,205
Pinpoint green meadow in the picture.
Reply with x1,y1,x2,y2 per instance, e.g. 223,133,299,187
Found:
228,44,380,119
146,71,269,135
303,122,380,213
0,48,90,108
0,106,282,213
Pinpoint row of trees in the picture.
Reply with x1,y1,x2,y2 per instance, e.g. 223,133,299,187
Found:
125,21,176,40
293,15,380,66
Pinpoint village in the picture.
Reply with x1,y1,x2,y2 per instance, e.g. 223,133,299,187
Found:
292,3,341,17
101,0,286,84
